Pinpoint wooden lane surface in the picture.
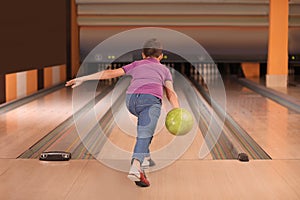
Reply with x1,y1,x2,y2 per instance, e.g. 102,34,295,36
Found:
0,88,73,158
36,87,114,155
248,77,300,102
0,83,109,158
225,78,300,159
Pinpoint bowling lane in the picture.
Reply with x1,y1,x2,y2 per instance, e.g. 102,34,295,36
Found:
0,87,73,158
246,76,300,105
0,82,110,158
21,71,268,162
96,86,211,172
18,72,282,162
224,77,300,159
19,75,212,164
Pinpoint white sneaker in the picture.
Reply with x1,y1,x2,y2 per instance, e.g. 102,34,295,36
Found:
127,164,150,187
141,158,156,168
127,164,140,181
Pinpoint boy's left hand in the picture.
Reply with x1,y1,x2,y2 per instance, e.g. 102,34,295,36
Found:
65,78,83,88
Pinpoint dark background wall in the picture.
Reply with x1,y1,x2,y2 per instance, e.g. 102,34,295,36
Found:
0,0,68,75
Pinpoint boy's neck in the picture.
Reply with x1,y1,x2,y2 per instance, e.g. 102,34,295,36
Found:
144,56,161,61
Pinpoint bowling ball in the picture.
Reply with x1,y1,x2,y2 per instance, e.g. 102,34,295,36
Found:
165,108,194,136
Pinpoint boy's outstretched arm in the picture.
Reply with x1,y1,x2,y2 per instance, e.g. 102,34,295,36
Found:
164,80,179,108
65,68,125,88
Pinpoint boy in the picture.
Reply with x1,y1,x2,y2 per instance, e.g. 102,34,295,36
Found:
66,38,179,187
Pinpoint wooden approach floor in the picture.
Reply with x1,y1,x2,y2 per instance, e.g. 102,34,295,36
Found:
1,159,300,200
0,79,300,200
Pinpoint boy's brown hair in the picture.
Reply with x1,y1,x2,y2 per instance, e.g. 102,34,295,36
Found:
142,38,163,58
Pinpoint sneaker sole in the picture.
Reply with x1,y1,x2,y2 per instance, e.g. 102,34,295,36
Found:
135,181,150,187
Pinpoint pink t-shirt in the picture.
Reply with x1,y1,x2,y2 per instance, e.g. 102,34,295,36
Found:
122,57,173,99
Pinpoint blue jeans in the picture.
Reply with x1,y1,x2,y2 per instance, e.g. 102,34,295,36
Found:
126,94,162,164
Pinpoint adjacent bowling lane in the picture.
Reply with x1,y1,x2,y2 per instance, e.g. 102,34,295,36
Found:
224,77,300,159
